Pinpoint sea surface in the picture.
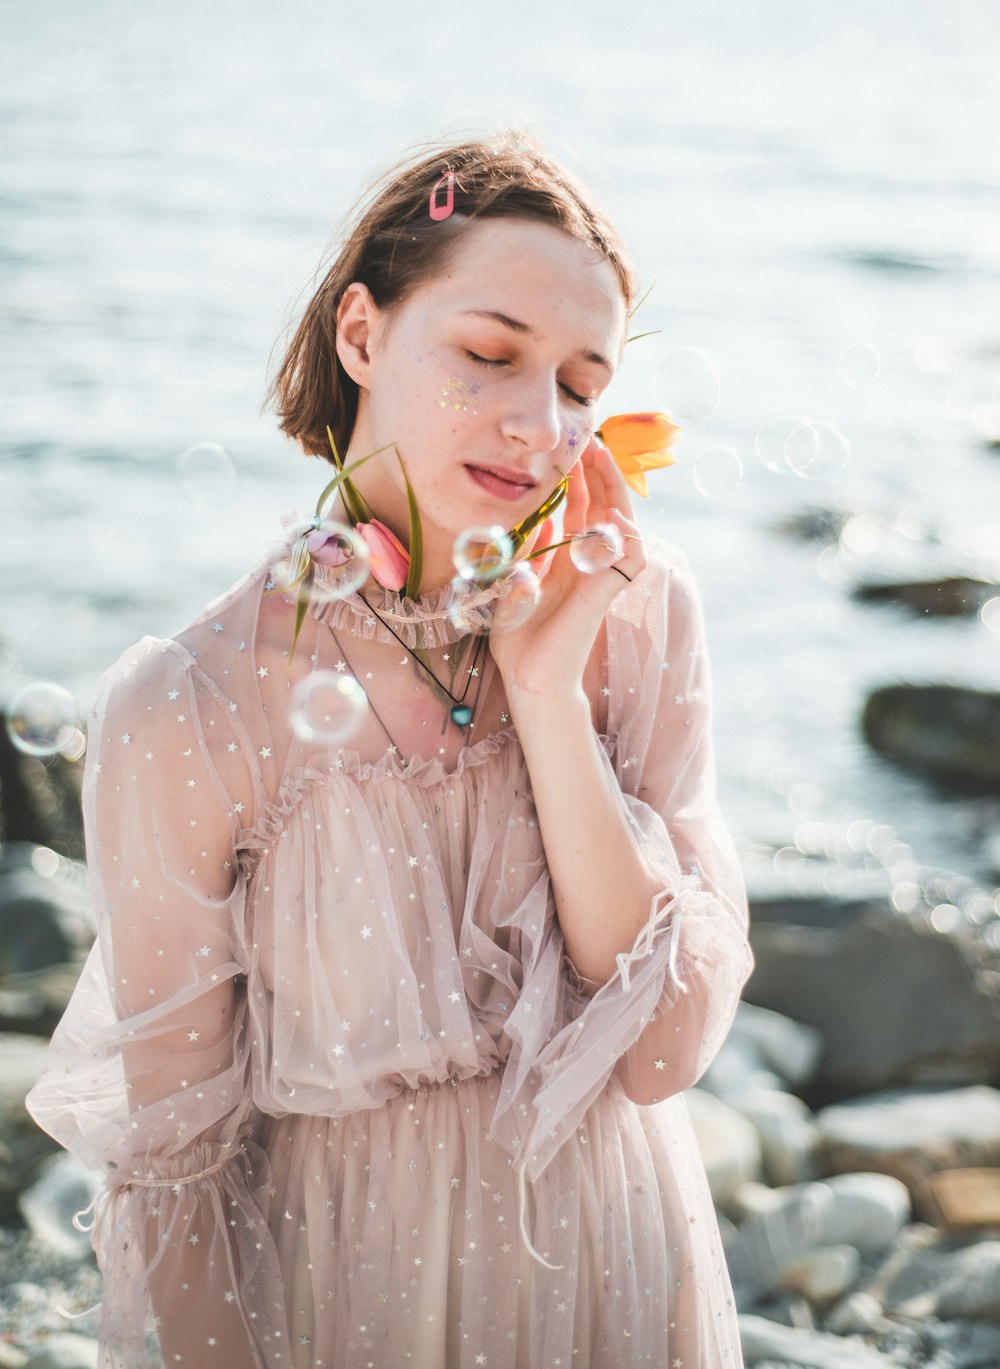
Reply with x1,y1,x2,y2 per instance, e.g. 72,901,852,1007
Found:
3,0,999,914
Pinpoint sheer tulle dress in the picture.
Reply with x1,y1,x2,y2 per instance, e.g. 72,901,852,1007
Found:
27,520,752,1368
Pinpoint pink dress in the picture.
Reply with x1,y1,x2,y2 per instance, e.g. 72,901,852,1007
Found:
27,526,752,1368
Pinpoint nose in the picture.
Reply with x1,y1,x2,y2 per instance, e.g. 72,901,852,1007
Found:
498,370,562,456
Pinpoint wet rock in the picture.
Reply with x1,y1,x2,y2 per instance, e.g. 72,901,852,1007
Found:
854,576,1000,618
686,1087,763,1207
0,1034,62,1220
739,1313,898,1366
19,1153,101,1261
24,1337,99,1369
861,685,1000,793
727,1173,910,1303
817,1085,1000,1192
745,900,1000,1094
885,1236,1000,1321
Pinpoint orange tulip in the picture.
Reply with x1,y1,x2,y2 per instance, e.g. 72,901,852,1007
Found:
596,412,680,497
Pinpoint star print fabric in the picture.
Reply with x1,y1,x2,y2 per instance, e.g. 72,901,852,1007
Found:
27,534,750,1367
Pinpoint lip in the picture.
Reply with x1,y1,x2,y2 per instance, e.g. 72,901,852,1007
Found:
464,463,539,503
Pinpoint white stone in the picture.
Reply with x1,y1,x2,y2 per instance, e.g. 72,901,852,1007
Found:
824,1290,886,1336
731,1001,823,1086
25,1336,99,1369
739,1314,899,1367
727,1087,820,1186
19,1152,102,1261
778,1244,861,1307
686,1087,762,1207
815,1173,911,1258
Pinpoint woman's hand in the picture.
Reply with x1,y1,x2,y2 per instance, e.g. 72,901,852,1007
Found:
488,437,646,703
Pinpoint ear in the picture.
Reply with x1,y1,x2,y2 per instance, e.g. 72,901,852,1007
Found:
335,283,382,389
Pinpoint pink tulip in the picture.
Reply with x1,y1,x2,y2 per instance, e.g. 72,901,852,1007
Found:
357,519,410,591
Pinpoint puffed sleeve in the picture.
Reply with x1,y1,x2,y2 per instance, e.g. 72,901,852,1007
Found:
25,637,288,1368
494,545,752,1182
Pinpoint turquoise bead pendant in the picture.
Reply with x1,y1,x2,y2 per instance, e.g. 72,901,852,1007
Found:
450,705,473,727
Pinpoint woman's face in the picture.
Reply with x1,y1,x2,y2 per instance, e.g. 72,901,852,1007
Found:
341,217,627,561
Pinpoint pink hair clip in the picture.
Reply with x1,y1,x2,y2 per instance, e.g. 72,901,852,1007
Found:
429,171,455,221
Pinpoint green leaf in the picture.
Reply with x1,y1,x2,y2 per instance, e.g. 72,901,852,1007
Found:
289,562,315,661
317,432,392,525
397,448,423,601
508,476,569,552
625,328,662,346
629,280,655,320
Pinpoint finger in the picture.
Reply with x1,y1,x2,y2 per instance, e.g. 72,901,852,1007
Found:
561,456,590,540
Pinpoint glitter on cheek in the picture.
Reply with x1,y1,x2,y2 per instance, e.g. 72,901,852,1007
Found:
438,377,481,413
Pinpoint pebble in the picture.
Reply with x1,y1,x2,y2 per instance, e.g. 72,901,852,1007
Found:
24,1337,99,1369
739,1313,900,1366
686,1086,763,1207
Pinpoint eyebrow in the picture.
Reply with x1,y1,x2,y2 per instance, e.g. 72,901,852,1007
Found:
459,309,614,374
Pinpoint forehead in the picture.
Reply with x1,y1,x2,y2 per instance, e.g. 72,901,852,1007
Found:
413,217,627,356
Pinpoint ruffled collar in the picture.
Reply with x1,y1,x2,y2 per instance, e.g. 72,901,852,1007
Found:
310,573,505,648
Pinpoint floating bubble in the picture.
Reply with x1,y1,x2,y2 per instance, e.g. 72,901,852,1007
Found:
785,420,851,481
177,442,240,509
5,682,80,757
290,671,367,745
445,577,489,635
652,347,722,420
754,416,805,474
490,563,542,633
569,523,625,574
273,520,370,605
692,445,743,497
453,526,514,584
837,341,881,389
982,597,1000,632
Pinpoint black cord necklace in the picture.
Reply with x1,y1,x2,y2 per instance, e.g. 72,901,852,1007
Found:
357,591,488,731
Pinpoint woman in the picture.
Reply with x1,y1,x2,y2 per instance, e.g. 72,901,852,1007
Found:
28,131,752,1367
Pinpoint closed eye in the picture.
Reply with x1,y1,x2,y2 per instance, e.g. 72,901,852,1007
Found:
465,351,594,407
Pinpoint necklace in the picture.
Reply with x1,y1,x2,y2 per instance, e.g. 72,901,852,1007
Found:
358,591,488,731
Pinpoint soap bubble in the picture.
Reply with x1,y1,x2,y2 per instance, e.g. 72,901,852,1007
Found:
453,526,514,584
290,671,367,745
754,416,805,474
445,577,489,635
982,597,1000,632
490,563,542,634
273,520,370,604
837,342,881,389
692,446,743,497
569,523,625,574
652,347,722,420
5,682,81,757
177,442,240,509
785,420,851,480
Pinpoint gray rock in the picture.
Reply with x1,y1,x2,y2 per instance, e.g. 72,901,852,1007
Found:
886,1238,1000,1321
739,1314,898,1367
19,1153,102,1260
0,845,93,982
745,899,1000,1094
0,964,83,1039
818,1085,1000,1192
0,1033,62,1220
861,684,1000,791
686,1087,763,1207
729,1003,824,1089
0,1343,29,1369
25,1337,99,1369
854,577,1000,618
727,1173,910,1303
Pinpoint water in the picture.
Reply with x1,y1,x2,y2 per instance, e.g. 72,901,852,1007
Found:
3,0,999,891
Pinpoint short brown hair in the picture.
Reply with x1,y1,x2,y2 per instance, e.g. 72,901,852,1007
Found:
267,129,637,461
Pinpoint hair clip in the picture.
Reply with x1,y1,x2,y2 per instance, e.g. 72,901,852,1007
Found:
429,171,455,221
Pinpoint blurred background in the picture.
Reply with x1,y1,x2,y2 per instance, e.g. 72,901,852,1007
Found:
2,0,1000,1359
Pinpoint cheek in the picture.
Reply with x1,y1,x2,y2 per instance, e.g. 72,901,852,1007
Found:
437,374,482,416
564,418,595,456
